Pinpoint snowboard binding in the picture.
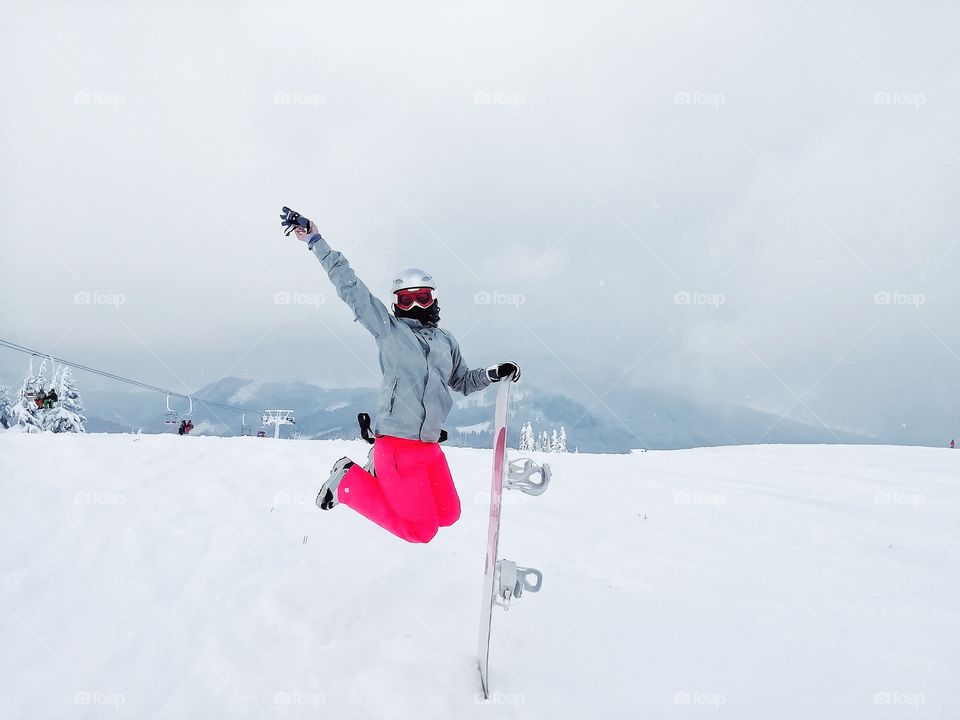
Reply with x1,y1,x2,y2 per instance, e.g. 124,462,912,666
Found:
280,206,313,236
505,458,551,496
495,560,543,610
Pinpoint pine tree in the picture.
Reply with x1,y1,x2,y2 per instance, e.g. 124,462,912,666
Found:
537,431,549,453
550,428,559,453
0,385,13,429
8,359,49,433
8,386,42,432
558,426,568,453
519,422,535,452
43,366,87,433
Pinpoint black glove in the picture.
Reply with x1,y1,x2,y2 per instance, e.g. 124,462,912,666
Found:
280,206,313,236
487,362,521,382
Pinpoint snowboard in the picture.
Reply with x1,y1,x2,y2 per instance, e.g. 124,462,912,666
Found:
476,378,550,698
477,377,512,698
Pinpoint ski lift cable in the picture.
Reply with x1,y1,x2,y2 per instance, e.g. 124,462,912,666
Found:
0,337,249,415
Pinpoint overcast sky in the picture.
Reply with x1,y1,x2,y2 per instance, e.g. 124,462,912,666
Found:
1,0,958,442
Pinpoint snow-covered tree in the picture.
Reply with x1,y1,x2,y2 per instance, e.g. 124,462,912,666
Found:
8,387,42,432
519,421,535,451
536,431,549,453
43,366,86,433
518,423,568,453
10,357,53,432
0,385,13,429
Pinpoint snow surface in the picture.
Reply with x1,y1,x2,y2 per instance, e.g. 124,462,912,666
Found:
0,433,957,719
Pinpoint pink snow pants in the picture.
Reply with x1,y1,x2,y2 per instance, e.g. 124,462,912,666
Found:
337,435,461,544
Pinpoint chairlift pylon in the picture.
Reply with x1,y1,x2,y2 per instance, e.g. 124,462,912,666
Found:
260,409,296,439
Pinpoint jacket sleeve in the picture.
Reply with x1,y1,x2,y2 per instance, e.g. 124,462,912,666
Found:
448,336,492,396
308,234,392,338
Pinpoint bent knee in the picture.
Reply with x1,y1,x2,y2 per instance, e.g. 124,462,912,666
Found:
437,504,461,528
405,522,440,544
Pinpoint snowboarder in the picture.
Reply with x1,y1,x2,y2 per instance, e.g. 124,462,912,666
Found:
281,207,519,544
178,420,187,436
44,388,57,409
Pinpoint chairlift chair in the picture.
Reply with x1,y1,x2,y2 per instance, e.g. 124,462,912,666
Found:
23,355,39,399
163,395,179,425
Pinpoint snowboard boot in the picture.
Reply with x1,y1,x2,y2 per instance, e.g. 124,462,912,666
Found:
316,457,354,511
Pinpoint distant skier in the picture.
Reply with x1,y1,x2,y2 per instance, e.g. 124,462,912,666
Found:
178,420,187,436
34,389,46,410
281,207,519,544
951,439,956,449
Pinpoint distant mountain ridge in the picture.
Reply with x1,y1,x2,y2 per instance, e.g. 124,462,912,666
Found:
78,376,875,453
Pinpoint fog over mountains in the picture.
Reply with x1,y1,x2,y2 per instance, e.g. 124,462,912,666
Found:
76,376,874,453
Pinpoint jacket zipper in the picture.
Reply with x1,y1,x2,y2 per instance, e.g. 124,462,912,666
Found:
417,331,431,439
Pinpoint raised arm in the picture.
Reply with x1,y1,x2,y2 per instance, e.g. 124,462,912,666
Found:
305,233,392,337
283,207,392,337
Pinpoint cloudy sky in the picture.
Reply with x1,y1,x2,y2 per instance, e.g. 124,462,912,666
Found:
1,0,958,443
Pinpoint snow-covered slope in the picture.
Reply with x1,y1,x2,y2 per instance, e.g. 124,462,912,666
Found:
0,433,956,719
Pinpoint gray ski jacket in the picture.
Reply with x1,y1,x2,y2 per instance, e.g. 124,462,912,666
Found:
309,234,492,442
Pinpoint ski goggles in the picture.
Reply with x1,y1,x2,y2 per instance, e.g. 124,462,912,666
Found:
394,287,435,310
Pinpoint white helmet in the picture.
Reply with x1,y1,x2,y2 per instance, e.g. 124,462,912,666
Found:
391,268,436,293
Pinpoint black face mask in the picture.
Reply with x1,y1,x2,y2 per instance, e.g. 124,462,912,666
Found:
394,300,440,326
